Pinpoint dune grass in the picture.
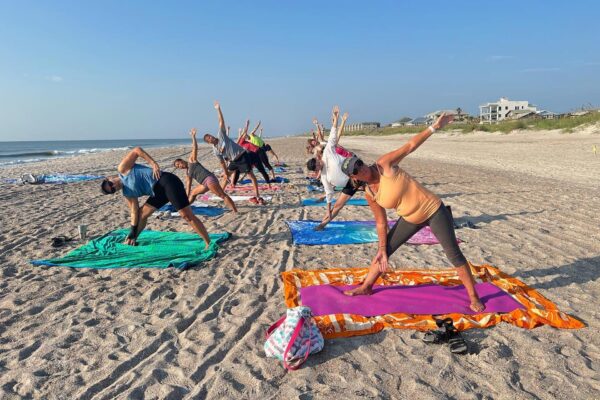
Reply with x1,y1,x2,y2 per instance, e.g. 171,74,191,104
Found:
338,111,600,136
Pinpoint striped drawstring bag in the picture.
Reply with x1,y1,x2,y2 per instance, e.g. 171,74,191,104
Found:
264,306,324,370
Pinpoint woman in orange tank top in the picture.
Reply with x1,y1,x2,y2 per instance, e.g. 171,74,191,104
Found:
341,113,484,312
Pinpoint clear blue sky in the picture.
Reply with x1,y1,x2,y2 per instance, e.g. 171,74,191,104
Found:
1,0,599,141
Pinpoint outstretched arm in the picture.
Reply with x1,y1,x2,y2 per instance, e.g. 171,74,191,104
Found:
227,126,231,137
185,175,192,197
189,128,198,162
313,118,326,142
269,147,280,163
125,197,140,245
118,147,160,180
315,192,351,230
259,127,264,138
337,112,349,145
368,192,390,272
377,113,453,176
331,106,340,131
214,101,226,137
249,120,261,137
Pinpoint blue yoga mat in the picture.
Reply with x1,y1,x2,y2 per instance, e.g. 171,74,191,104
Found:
159,204,226,217
2,174,104,184
287,220,457,246
301,198,368,207
239,176,289,184
287,220,379,245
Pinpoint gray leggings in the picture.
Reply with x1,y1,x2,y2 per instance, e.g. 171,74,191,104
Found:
386,203,467,267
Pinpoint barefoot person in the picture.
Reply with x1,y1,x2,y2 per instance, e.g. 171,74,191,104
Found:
237,120,275,181
245,124,281,178
341,114,485,312
306,106,357,228
203,101,267,205
100,147,211,248
173,129,238,213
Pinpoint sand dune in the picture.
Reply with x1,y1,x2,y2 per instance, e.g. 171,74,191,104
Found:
0,130,598,399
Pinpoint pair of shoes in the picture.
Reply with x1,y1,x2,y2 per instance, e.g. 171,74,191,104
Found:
423,318,468,354
51,235,73,248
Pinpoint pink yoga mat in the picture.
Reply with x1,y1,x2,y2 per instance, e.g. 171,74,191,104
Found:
227,185,281,192
300,282,524,316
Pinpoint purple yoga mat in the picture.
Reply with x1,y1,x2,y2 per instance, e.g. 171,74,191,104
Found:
300,282,524,316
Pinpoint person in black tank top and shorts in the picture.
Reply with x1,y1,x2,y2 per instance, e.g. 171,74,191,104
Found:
174,129,238,213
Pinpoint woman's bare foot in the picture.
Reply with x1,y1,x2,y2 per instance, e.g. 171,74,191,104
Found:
470,297,485,313
343,285,373,296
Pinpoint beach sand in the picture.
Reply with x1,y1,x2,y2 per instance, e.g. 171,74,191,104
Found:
0,129,599,399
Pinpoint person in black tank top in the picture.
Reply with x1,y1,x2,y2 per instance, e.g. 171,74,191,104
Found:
173,129,238,213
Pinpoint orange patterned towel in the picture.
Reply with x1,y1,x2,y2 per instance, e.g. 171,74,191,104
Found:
281,264,584,339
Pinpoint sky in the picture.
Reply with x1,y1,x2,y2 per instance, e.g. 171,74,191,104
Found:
1,0,599,141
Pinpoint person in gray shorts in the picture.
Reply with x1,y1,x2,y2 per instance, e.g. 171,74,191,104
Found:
174,128,238,213
203,101,267,205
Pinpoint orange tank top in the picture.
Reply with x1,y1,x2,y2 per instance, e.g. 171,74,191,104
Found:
373,167,441,224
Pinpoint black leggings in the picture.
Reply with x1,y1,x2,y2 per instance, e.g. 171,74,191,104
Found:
386,203,467,267
145,172,190,211
231,152,270,185
258,147,273,171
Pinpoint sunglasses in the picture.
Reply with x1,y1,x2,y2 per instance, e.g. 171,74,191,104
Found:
103,180,116,194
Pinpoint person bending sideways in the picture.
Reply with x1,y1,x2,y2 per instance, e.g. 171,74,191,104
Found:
236,119,275,181
306,106,356,228
100,146,211,248
173,128,237,213
341,113,485,312
203,101,267,205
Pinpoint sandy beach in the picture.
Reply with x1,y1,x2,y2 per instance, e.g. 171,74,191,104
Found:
0,129,599,399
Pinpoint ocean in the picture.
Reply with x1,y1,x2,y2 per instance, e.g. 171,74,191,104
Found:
0,139,192,167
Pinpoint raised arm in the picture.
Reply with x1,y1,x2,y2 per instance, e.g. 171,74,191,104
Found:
189,128,198,162
227,126,231,137
337,112,349,144
214,101,226,137
377,113,453,177
331,106,340,131
242,119,250,136
259,127,264,138
318,124,325,142
118,147,160,180
249,120,261,137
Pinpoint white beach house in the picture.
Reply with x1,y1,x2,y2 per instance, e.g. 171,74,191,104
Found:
479,97,537,123
345,122,381,132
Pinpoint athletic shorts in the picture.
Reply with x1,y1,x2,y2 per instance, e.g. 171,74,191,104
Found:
145,172,190,211
202,175,219,187
227,153,252,173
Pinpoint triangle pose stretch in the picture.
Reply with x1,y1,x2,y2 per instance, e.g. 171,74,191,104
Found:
337,113,485,312
203,101,269,205
100,147,211,248
237,120,280,181
173,129,238,213
306,106,364,231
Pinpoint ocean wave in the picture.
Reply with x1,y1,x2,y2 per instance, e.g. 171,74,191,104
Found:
0,145,134,166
